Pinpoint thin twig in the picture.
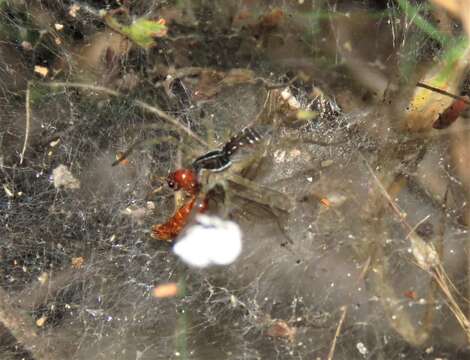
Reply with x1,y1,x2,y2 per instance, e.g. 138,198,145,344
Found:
417,82,470,105
41,81,209,148
327,306,348,360
20,82,31,164
112,136,179,166
357,256,371,282
151,66,204,90
133,98,208,147
404,214,431,241
361,155,413,233
261,75,299,90
432,266,470,343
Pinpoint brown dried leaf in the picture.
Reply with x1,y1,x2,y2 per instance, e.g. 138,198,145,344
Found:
36,316,47,327
266,320,296,342
71,256,85,269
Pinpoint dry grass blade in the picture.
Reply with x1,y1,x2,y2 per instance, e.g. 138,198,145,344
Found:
432,265,470,341
363,154,470,344
42,81,209,148
19,82,31,164
327,306,348,360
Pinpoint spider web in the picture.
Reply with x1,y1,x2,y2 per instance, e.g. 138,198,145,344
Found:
0,1,469,359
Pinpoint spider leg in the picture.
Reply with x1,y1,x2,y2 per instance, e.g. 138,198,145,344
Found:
226,173,292,213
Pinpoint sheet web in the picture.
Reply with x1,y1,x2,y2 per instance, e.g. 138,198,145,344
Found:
1,1,470,359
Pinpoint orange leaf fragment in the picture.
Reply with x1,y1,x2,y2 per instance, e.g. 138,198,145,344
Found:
115,151,129,165
153,282,179,298
259,8,284,29
320,198,331,207
266,320,296,342
404,290,418,300
71,256,85,269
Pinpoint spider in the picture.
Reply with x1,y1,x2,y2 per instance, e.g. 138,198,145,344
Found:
150,84,317,242
192,127,261,172
151,126,263,241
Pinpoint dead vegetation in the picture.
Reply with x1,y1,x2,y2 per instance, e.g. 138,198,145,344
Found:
2,0,470,359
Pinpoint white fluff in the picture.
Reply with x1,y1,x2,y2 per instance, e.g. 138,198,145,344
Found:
173,215,242,268
52,164,80,189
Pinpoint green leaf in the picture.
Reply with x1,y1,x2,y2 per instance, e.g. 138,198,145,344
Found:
120,18,167,48
296,110,318,121
104,14,167,49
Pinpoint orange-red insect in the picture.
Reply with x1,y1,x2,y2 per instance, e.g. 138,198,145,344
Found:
152,168,206,241
167,168,199,194
152,196,194,241
433,97,469,129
